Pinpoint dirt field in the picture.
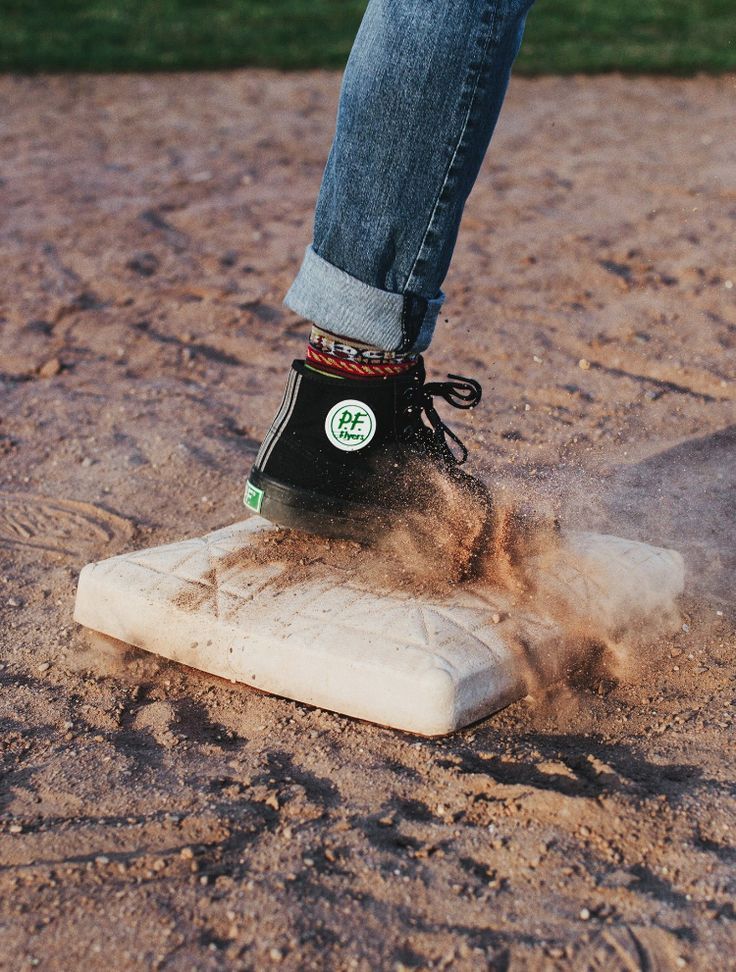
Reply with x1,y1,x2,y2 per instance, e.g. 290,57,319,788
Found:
1,71,735,971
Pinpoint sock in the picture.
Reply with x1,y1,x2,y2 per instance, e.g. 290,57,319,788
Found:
305,326,418,379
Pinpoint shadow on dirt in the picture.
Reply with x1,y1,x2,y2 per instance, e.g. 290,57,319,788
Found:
599,425,735,610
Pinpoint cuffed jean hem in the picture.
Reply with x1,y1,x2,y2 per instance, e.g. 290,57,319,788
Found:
283,245,444,353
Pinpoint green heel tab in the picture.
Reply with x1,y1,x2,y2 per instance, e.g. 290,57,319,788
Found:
244,479,264,513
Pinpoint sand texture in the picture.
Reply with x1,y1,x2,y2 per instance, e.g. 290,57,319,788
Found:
1,71,735,970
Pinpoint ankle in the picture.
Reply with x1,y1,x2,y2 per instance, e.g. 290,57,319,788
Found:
305,325,418,379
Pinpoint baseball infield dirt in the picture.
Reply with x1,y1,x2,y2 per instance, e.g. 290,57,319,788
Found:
1,71,734,971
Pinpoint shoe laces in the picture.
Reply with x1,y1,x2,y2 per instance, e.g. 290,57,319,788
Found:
403,365,482,464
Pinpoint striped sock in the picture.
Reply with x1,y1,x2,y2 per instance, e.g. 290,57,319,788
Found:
305,326,418,380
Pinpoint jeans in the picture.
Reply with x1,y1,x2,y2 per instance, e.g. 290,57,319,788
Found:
285,0,535,353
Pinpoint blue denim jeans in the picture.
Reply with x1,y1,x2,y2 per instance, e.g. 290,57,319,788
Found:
285,0,535,353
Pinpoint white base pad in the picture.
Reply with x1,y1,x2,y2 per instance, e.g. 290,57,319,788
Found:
74,517,684,736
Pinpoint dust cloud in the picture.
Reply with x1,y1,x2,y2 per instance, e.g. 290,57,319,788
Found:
217,462,687,704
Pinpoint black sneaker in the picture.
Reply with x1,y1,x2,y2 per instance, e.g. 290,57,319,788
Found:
243,358,488,541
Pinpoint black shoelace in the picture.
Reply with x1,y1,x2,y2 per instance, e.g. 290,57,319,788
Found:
404,372,482,464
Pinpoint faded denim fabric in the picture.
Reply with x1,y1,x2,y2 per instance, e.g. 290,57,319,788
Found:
285,0,536,351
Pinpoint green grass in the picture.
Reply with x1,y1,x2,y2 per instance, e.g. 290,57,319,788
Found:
1,0,734,74
520,0,736,74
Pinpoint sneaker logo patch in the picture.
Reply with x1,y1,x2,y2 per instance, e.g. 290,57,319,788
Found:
243,479,264,513
325,400,377,451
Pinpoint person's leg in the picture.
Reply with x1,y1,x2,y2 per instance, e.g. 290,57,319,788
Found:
286,0,535,354
245,0,535,538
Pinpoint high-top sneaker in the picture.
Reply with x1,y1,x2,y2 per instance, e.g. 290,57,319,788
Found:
243,358,488,541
